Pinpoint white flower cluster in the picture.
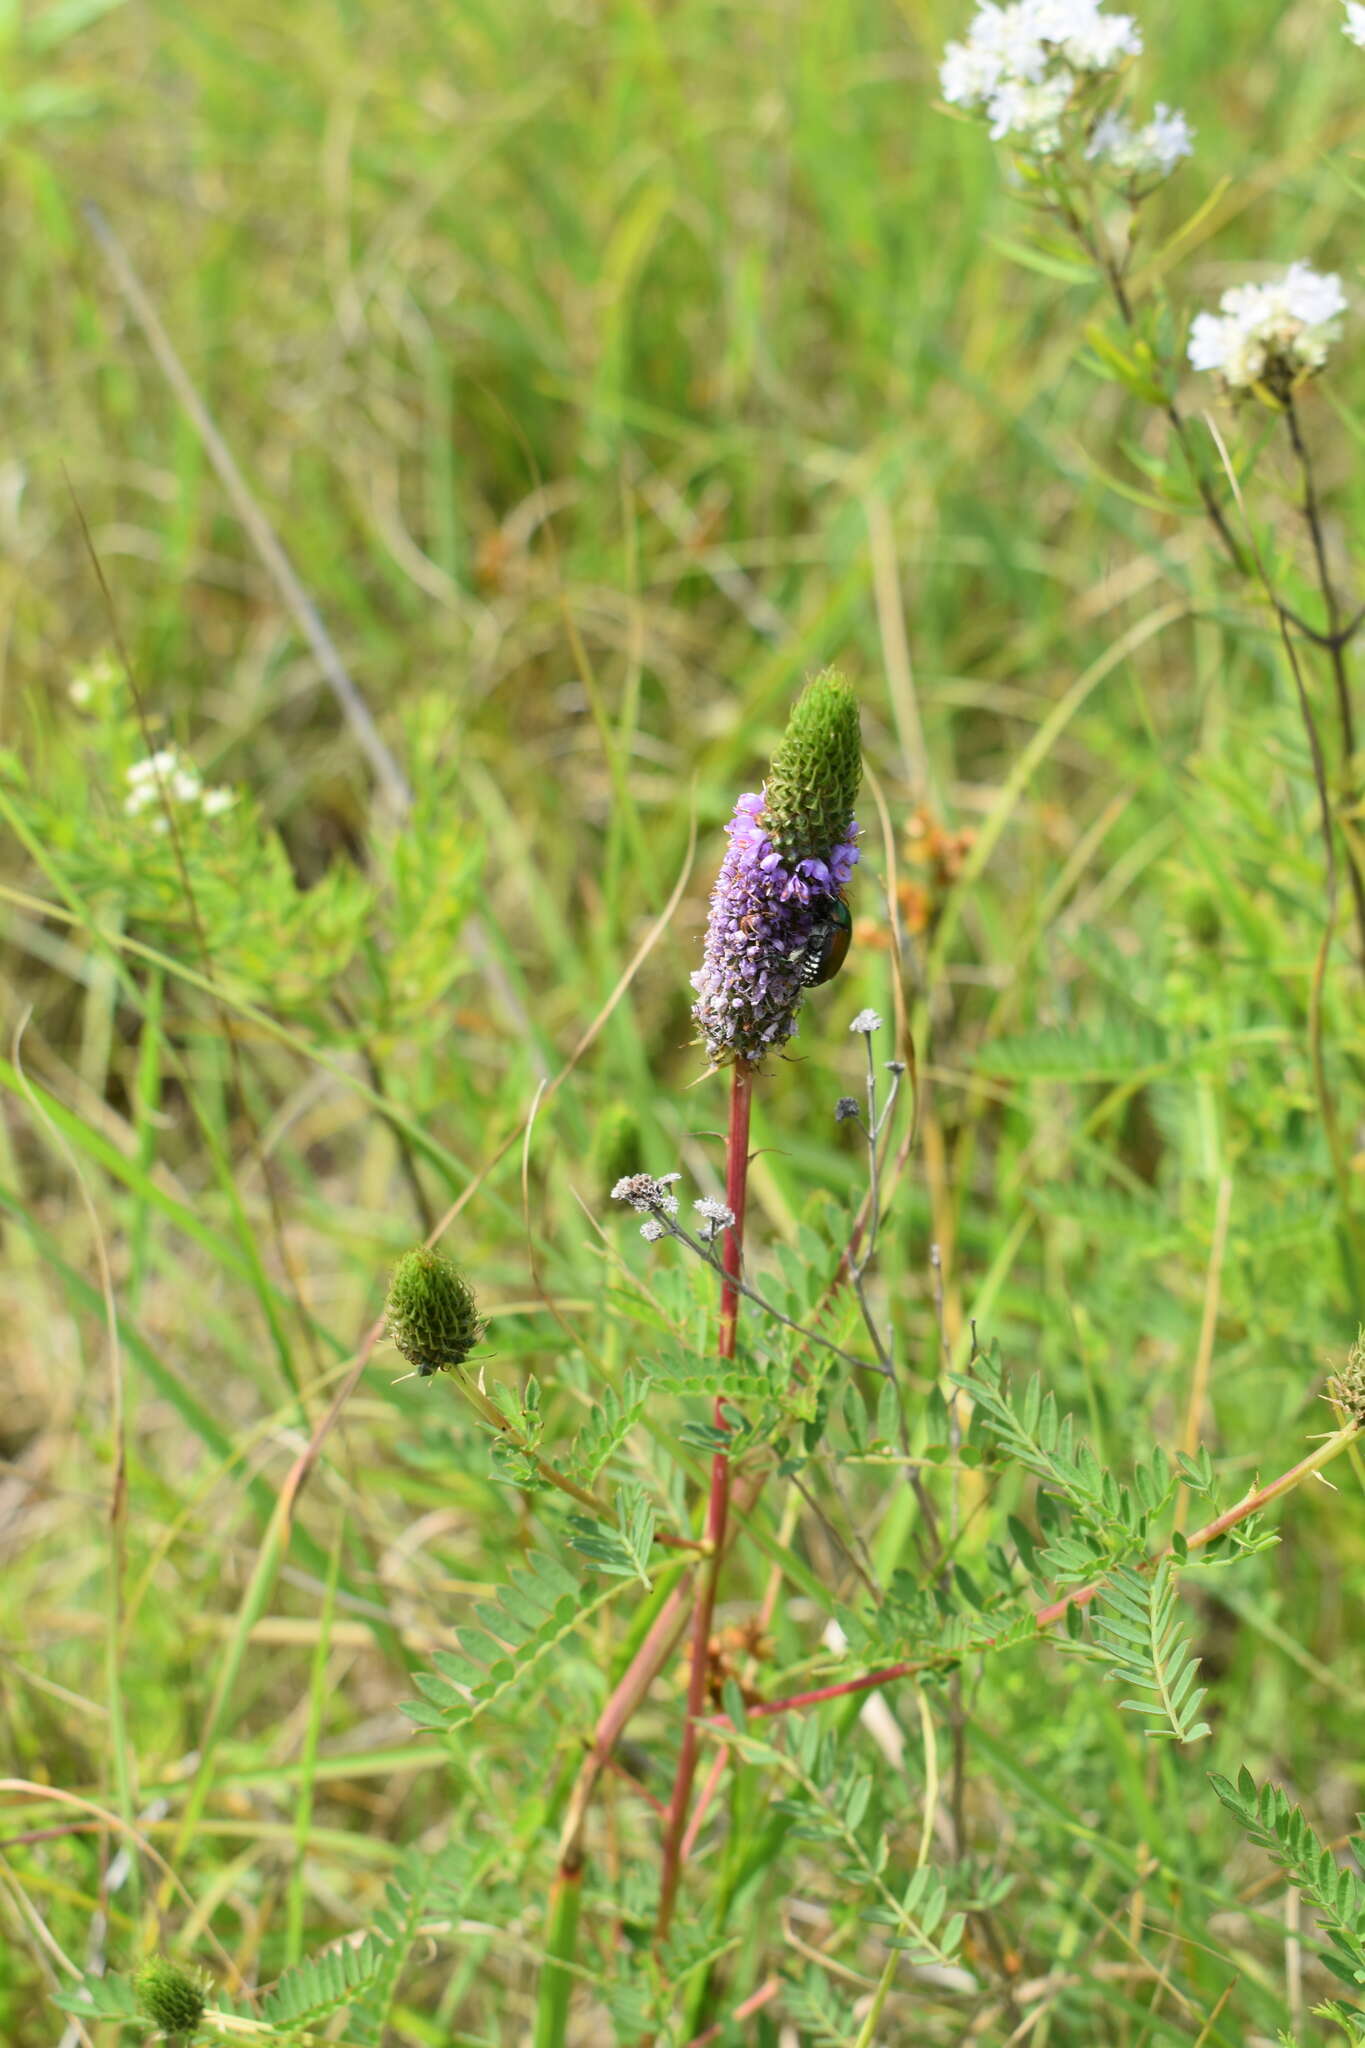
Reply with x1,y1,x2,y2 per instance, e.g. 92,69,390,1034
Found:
1187,263,1347,393
1087,102,1193,179
694,1196,736,1242
1345,2,1365,48
124,748,237,828
940,0,1142,151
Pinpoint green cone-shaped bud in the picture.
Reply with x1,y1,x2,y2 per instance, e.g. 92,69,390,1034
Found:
133,1957,208,2039
385,1248,483,1377
762,669,862,865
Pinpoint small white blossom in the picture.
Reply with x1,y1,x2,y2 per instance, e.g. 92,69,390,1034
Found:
850,1008,883,1036
123,746,223,820
1187,263,1347,392
127,749,178,785
69,677,93,707
1087,102,1193,178
693,1198,736,1242
1042,0,1140,70
987,72,1072,146
1345,1,1365,46
640,1217,667,1242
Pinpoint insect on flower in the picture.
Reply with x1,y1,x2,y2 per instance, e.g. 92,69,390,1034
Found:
797,896,853,986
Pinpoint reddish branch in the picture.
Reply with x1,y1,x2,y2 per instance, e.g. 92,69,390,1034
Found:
726,1414,1363,1727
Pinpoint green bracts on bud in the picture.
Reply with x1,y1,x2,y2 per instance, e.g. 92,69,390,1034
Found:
386,1247,484,1377
761,669,863,865
133,1957,208,2039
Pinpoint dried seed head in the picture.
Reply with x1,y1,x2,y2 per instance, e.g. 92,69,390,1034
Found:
133,1957,209,2039
611,1172,681,1217
385,1248,484,1378
1327,1332,1365,1427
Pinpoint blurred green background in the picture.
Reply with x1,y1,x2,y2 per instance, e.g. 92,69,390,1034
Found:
2,0,1364,2040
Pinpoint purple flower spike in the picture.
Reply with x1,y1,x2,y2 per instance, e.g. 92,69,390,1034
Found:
691,673,862,1068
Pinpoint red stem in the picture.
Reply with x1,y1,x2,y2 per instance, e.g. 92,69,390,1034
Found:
656,1060,753,1937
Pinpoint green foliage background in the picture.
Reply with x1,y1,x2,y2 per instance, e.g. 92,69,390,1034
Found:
2,0,1364,2040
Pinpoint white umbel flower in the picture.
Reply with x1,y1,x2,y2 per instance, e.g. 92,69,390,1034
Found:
1344,1,1365,47
1187,263,1347,393
940,0,1140,156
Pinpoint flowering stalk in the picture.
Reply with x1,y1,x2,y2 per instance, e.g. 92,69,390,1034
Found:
535,677,863,2024
655,673,862,1940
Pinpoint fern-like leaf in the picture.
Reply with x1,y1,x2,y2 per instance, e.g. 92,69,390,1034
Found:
403,1547,627,1730
565,1371,648,1484
1210,1768,1365,1990
1092,1560,1210,1742
781,1968,862,2046
53,1975,140,2024
264,1938,384,2030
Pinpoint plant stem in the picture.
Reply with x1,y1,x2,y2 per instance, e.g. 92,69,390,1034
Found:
446,1370,702,1548
1283,393,1365,966
533,1864,583,2048
656,1060,753,1938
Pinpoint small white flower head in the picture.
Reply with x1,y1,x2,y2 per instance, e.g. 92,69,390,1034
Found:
200,786,237,818
693,1196,736,1242
1036,0,1140,70
849,1008,883,1036
1187,263,1347,396
124,746,213,820
640,1217,668,1243
987,71,1072,147
1345,0,1365,46
940,0,1140,156
612,1171,681,1218
1087,102,1193,180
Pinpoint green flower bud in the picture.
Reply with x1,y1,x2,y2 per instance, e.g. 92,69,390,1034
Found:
133,1957,208,2040
761,669,863,866
385,1247,484,1377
